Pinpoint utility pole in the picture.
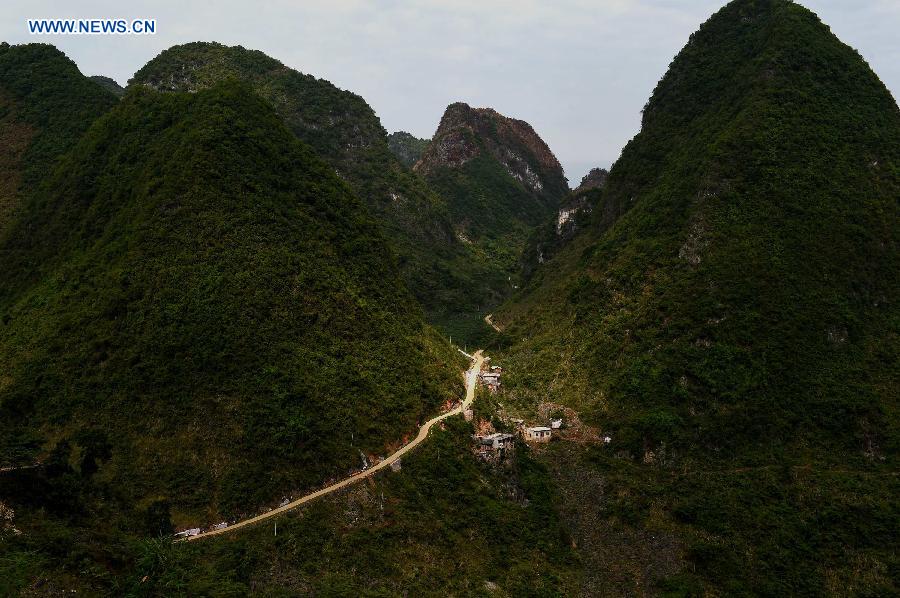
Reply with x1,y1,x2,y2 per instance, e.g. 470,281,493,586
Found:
274,522,277,537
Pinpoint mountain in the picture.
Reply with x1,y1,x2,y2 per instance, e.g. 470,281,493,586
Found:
0,44,117,234
415,102,569,296
0,79,463,534
129,43,486,332
493,0,898,593
519,167,608,282
89,75,125,97
573,167,608,194
388,130,430,167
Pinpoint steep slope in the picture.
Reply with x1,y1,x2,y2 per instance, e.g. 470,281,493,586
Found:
0,81,462,531
388,130,430,167
416,103,569,295
521,166,610,281
89,75,125,97
494,0,898,593
573,167,609,194
129,43,486,331
0,43,117,233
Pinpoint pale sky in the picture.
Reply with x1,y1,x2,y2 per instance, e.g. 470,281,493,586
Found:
3,1,898,185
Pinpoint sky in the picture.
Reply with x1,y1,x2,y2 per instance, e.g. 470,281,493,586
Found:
3,1,898,185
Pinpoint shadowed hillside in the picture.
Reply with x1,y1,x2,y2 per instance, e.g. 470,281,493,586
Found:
0,81,462,533
130,43,496,334
493,0,898,592
0,43,117,234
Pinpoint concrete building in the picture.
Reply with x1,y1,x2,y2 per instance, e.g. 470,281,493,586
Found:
480,372,501,384
477,432,516,451
524,426,552,443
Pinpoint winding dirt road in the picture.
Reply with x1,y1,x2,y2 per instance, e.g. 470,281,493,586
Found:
484,314,502,333
185,350,484,541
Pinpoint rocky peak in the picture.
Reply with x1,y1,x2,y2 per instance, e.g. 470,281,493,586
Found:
415,102,567,198
574,167,608,193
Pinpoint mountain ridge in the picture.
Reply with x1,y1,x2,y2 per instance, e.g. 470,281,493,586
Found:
131,42,490,332
0,78,463,527
492,0,898,591
415,101,570,314
415,101,568,199
0,43,117,235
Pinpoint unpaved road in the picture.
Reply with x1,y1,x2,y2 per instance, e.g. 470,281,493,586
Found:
0,463,41,474
186,350,485,541
484,314,502,333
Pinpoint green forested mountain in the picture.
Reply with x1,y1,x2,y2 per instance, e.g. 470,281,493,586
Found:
0,44,117,233
492,0,898,593
387,130,430,167
130,43,493,332
0,79,462,537
416,102,570,295
1,0,897,594
520,168,610,282
89,75,126,97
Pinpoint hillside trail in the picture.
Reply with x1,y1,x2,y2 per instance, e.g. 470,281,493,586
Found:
185,350,484,541
484,314,502,333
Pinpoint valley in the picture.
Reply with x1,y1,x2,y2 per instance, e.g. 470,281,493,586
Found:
0,0,897,595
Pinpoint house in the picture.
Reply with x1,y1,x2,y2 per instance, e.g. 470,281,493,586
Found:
524,426,552,443
550,419,563,430
480,372,501,385
475,432,515,451
480,371,502,393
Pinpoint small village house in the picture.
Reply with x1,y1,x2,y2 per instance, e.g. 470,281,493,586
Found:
476,432,516,451
480,372,501,385
524,426,552,443
479,370,502,393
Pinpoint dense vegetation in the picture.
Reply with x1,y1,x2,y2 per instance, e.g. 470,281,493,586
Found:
520,186,604,283
130,43,494,336
387,130,430,167
0,44,117,233
419,104,570,297
0,79,464,541
493,0,898,593
2,0,897,593
2,413,579,595
89,75,126,97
